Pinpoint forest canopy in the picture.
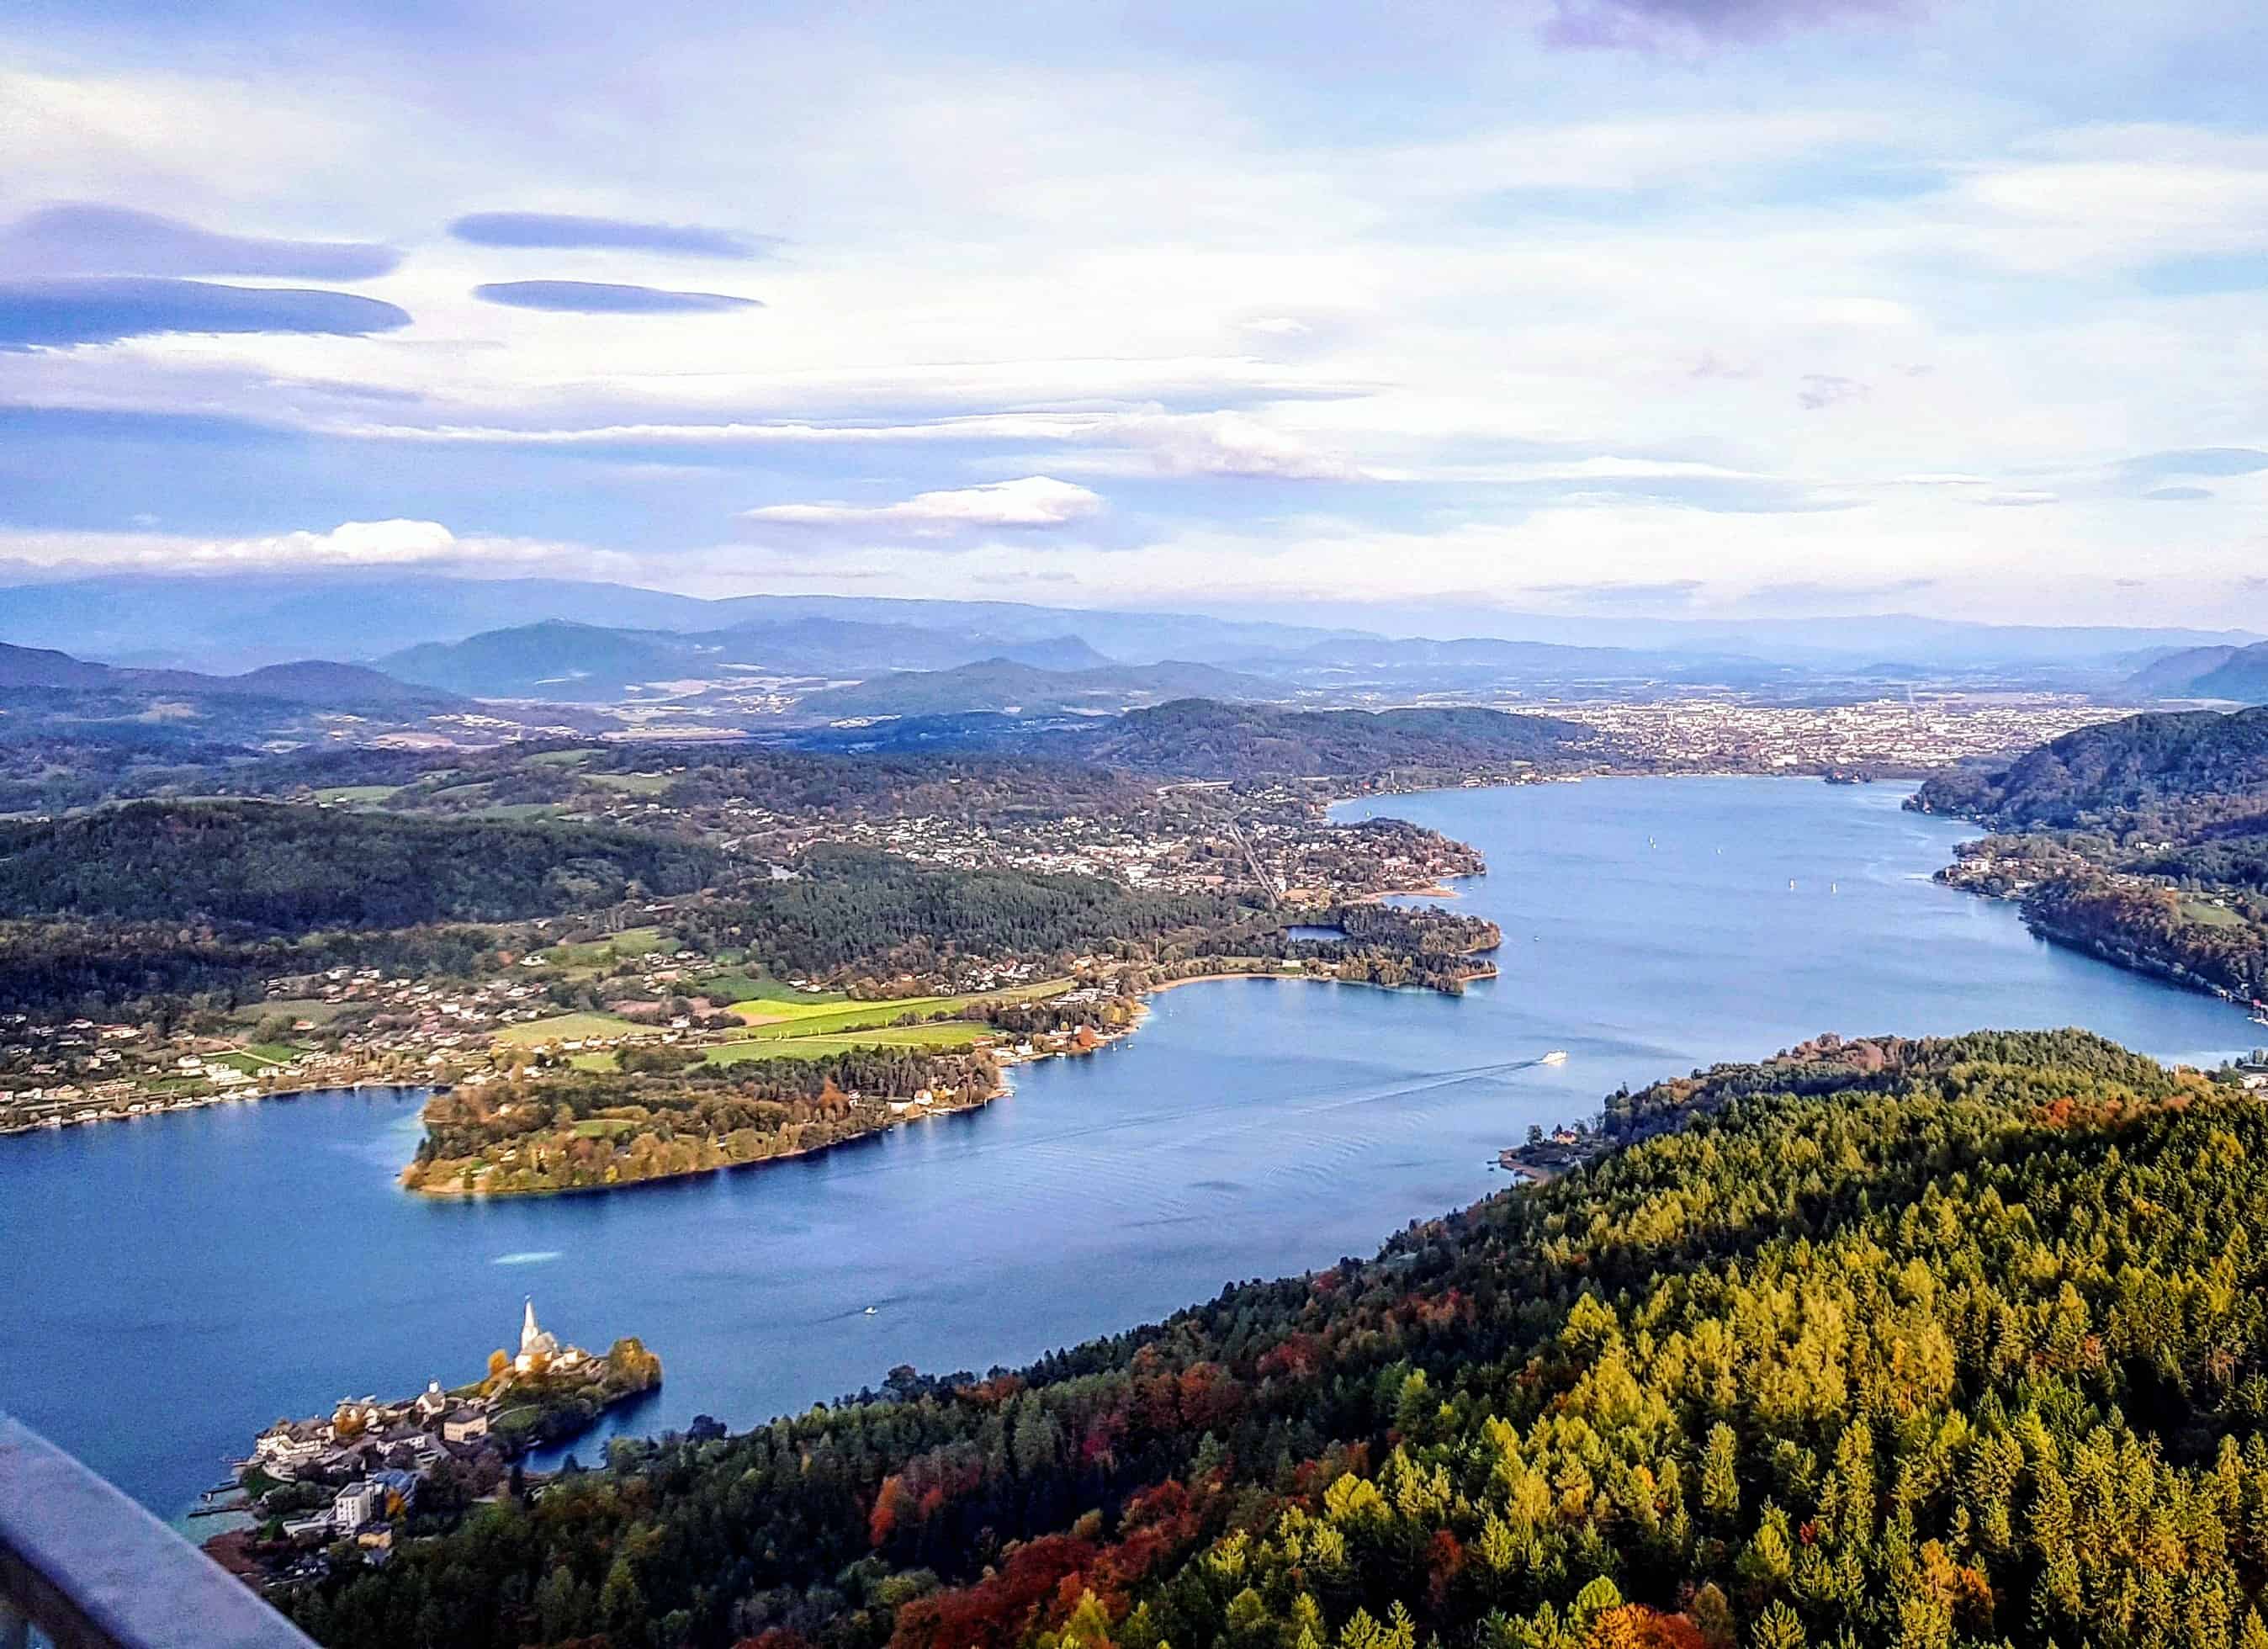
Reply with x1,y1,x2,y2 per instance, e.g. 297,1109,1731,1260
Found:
290,1028,2268,1649
0,800,723,934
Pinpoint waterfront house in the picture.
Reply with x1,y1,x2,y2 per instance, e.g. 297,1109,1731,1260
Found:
441,1408,489,1443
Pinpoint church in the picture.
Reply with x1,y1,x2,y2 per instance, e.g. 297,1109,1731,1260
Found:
513,1296,562,1374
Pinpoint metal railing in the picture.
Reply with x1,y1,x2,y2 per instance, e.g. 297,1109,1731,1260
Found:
0,1413,315,1648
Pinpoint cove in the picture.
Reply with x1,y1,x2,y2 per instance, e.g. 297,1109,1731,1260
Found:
1,777,2252,1520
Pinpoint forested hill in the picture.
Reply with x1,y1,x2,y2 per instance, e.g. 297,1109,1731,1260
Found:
1913,706,2268,826
0,801,723,933
289,1028,2268,1649
1078,700,1598,780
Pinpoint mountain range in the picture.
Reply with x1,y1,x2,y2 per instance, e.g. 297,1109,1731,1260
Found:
1,571,2257,684
787,658,1278,721
2119,641,2268,703
376,618,1115,702
0,641,455,709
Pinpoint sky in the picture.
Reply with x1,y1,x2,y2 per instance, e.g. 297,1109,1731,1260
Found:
1,0,2265,629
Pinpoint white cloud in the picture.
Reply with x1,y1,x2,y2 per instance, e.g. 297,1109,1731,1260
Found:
0,520,623,575
739,475,1104,536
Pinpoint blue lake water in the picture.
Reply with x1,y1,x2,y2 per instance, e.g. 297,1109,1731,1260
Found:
2,777,2255,1519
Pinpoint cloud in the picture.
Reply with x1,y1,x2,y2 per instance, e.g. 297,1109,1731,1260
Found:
1796,374,1869,411
0,519,559,573
317,406,1382,482
0,203,400,279
1024,412,1384,480
449,212,772,259
2122,448,2268,480
472,280,764,314
740,475,1104,538
1541,0,1907,49
0,278,411,348
2143,485,2214,501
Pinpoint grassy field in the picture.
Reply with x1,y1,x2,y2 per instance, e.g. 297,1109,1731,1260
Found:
493,1011,642,1047
701,1023,989,1065
585,772,673,795
728,979,1065,1033
311,784,401,804
2181,899,2249,929
232,999,349,1027
711,973,842,1007
543,927,675,968
523,750,593,767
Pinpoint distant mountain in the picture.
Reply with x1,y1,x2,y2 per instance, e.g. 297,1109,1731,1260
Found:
0,639,468,765
2121,642,2268,703
1246,602,2266,669
0,639,453,708
1290,636,1666,673
0,573,1366,673
8,570,2253,685
790,660,1281,722
0,574,723,671
380,622,686,700
212,660,458,707
378,619,1122,701
1249,634,1796,693
0,640,118,690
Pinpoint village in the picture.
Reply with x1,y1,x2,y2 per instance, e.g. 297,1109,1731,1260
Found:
207,1301,662,1591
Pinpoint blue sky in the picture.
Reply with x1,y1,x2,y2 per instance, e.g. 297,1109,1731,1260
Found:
1,0,2264,625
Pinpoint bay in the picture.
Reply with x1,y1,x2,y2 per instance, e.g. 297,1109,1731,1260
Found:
1,777,2252,1519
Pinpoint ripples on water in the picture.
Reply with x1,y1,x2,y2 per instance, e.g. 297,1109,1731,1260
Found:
2,777,2254,1515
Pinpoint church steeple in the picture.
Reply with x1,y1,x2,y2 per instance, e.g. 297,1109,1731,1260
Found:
522,1297,542,1355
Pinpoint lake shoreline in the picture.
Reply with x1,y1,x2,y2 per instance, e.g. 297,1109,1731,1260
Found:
19,776,2267,1523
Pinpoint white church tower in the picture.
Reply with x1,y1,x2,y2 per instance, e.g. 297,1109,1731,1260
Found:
515,1296,560,1372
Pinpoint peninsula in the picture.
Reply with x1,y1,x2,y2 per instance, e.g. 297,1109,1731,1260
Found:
209,1300,660,1589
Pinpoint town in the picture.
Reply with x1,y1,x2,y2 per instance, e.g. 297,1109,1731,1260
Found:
206,1301,661,1592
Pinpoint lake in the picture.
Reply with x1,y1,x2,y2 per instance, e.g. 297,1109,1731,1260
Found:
2,777,2255,1519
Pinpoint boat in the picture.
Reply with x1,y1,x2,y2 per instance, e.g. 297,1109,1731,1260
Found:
863,1306,878,1316
1539,1050,1568,1066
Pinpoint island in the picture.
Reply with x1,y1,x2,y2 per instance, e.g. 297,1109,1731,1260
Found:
205,1300,660,1590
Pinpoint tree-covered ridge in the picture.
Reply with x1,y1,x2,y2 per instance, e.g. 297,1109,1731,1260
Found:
291,1029,2268,1649
1913,707,2268,828
0,801,723,934
1079,702,1598,781
683,846,1262,982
